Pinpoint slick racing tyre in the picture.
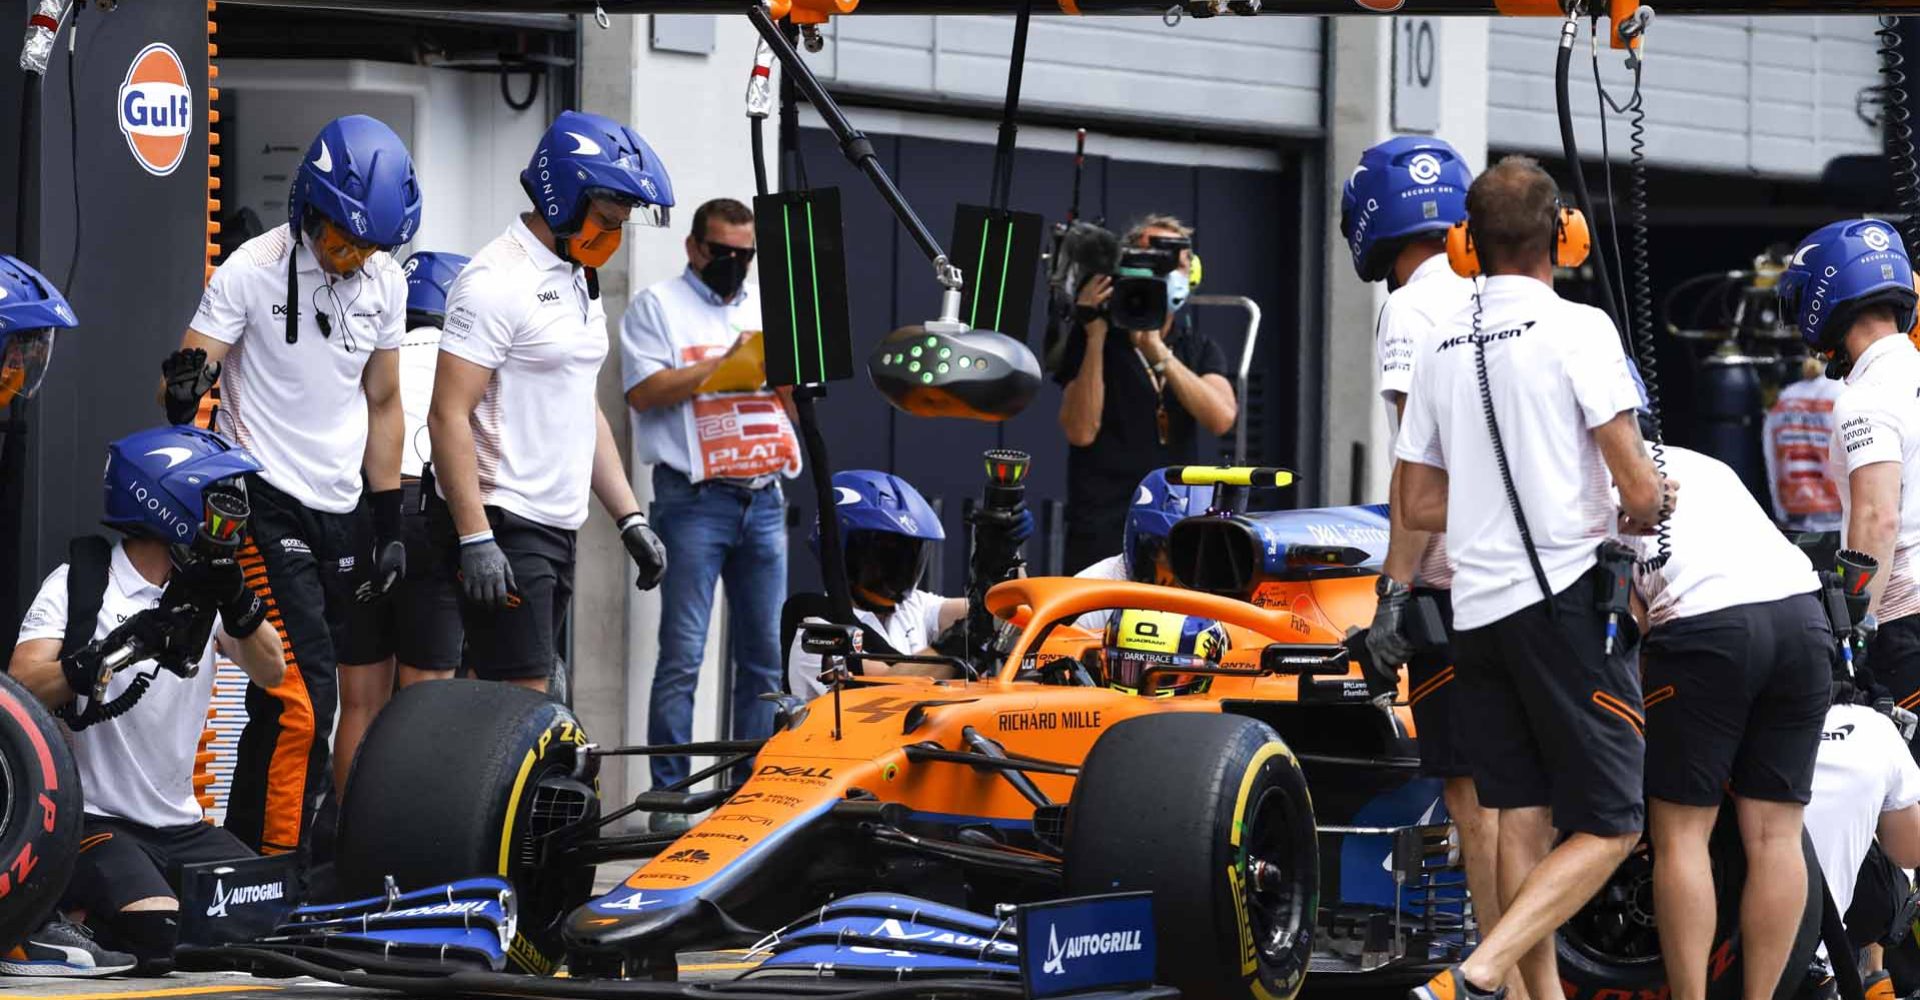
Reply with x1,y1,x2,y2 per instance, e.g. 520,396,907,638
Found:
0,671,81,948
1065,713,1318,1000
1557,802,1823,1000
335,680,599,974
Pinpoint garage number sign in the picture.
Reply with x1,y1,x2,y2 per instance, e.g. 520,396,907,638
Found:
1392,17,1440,134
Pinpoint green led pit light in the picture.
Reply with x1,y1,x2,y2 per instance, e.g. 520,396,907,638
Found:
921,372,934,384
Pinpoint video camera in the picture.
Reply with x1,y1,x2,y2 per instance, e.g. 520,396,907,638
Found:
1043,223,1193,370
1108,237,1192,333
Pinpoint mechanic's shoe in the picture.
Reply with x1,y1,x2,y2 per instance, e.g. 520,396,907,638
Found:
0,917,136,977
1866,969,1895,1000
1411,966,1506,1000
649,812,690,835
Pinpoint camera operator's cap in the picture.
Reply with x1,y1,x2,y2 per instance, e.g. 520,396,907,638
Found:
1780,218,1918,351
1340,136,1473,284
103,426,262,545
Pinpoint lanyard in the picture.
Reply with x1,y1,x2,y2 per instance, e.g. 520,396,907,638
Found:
1131,344,1170,447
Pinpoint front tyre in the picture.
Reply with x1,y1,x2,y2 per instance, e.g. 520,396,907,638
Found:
1065,712,1318,1000
0,672,81,947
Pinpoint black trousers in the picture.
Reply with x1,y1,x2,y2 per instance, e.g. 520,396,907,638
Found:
224,475,367,856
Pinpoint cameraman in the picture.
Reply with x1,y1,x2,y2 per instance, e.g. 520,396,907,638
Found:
8,427,284,974
1056,216,1236,574
1397,156,1672,1000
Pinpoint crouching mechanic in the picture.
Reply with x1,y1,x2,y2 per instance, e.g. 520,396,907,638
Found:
1397,156,1673,1000
8,427,285,974
1626,442,1830,1000
788,471,1027,700
1779,220,1920,749
1070,470,1213,632
429,110,669,691
1341,135,1509,959
333,251,469,799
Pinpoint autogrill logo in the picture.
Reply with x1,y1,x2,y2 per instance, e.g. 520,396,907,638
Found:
206,877,286,918
1041,925,1144,975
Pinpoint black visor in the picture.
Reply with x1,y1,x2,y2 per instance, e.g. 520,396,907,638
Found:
848,530,933,608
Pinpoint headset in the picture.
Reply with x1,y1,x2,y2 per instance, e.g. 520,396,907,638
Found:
1446,201,1592,279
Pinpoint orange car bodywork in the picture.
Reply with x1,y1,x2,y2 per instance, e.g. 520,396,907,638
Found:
567,574,1406,954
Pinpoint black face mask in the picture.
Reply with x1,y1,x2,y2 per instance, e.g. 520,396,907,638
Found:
699,252,751,301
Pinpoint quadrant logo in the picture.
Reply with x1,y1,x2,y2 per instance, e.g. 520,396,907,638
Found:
118,43,194,177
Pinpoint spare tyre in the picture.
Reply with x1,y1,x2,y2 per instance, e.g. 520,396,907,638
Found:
1065,712,1318,1000
335,680,598,974
1556,802,1823,1000
0,672,82,948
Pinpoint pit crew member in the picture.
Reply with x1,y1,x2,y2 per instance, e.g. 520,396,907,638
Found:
1764,357,1844,533
1070,469,1214,632
429,110,670,692
788,471,988,701
9,427,285,974
1056,215,1236,574
1780,220,1920,743
334,251,469,799
622,197,798,810
1397,156,1673,1000
1627,442,1829,1000
1341,134,1508,958
162,114,416,857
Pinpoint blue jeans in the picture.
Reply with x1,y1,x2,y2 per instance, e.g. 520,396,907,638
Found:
646,466,788,789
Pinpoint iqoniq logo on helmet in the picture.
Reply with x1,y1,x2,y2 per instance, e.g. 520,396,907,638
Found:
117,43,194,177
1407,153,1443,186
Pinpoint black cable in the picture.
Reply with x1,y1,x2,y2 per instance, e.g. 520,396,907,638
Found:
1880,16,1920,255
499,68,540,112
750,116,768,200
61,5,81,294
1471,292,1556,613
1554,19,1623,336
1590,23,1630,332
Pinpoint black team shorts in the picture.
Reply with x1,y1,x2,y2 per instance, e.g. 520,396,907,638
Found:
1450,563,1646,837
1406,588,1471,779
1640,592,1831,806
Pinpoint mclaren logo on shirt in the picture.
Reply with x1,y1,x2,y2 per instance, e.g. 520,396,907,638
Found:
1822,724,1855,741
1438,321,1535,352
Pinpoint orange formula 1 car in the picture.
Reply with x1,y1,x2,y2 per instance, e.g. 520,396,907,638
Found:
323,485,1469,1000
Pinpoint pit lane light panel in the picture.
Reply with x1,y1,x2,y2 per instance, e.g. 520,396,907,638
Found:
755,187,855,388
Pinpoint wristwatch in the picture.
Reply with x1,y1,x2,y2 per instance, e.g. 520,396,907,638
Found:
1149,354,1169,374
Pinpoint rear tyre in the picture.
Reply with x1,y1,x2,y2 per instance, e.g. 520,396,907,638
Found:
1556,804,1823,1000
0,672,82,947
1066,713,1318,1000
335,680,598,973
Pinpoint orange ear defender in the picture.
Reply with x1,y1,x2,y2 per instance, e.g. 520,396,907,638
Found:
1445,204,1592,279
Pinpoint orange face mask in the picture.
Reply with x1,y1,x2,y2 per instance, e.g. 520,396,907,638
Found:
0,330,54,408
566,217,623,269
312,218,379,276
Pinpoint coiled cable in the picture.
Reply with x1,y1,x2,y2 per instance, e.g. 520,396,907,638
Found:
1880,17,1920,254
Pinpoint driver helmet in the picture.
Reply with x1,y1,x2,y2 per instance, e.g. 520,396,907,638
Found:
1124,469,1215,585
811,470,945,613
0,255,78,408
1779,219,1918,376
103,426,263,548
1098,609,1228,697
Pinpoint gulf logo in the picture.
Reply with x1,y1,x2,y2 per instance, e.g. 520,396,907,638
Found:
117,43,193,177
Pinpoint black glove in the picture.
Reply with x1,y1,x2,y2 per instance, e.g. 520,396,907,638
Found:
1365,577,1416,670
356,489,406,604
618,512,667,591
59,640,112,705
172,554,266,639
967,502,1034,586
459,536,518,608
162,348,221,426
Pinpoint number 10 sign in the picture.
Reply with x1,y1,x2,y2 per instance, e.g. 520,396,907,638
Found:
1392,17,1440,134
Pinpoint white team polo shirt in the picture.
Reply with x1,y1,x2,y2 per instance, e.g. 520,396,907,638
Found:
1830,335,1920,622
1395,275,1643,630
786,589,949,701
438,219,610,531
398,325,441,478
190,225,407,513
16,542,221,829
1376,254,1475,591
1805,703,1920,916
1625,446,1818,626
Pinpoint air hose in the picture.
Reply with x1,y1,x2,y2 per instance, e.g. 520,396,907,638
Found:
1560,7,1670,570
1878,17,1920,255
